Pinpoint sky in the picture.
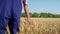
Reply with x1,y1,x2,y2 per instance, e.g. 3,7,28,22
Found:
22,0,60,14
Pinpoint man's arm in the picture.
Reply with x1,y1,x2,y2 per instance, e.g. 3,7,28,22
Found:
24,4,30,18
23,0,31,23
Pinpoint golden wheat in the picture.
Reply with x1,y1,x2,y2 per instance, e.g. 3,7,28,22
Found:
7,18,60,34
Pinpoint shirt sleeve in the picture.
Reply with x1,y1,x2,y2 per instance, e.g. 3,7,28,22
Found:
23,0,28,4
25,0,28,4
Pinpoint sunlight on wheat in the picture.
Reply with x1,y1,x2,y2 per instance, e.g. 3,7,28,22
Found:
7,18,60,34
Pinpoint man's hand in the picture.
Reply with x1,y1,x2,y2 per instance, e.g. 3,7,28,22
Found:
26,17,31,24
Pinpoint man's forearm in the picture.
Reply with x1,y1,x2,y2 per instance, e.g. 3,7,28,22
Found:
24,4,30,18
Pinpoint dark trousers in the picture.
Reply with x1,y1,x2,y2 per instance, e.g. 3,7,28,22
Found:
0,0,22,34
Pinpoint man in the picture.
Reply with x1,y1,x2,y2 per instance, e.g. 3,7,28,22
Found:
0,0,31,34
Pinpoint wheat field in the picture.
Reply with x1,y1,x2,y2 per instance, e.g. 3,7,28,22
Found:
7,18,60,34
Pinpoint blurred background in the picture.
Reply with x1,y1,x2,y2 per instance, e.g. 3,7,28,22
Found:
21,0,60,18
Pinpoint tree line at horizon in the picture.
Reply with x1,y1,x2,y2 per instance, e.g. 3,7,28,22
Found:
21,12,60,18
